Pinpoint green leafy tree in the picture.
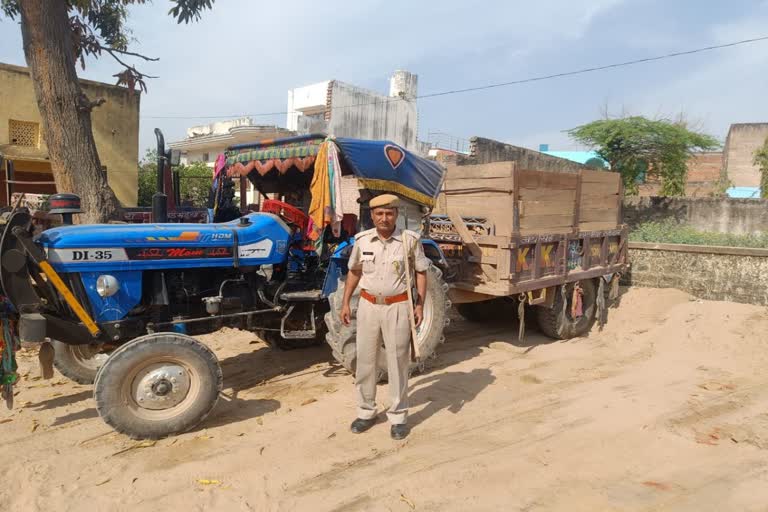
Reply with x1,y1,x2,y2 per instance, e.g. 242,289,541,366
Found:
0,1,214,222
752,136,768,199
137,150,212,208
137,148,157,207
178,162,213,207
568,116,720,196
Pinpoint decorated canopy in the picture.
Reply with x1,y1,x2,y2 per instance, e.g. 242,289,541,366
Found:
224,134,445,207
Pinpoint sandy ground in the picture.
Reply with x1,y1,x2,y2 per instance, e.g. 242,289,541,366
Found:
2,287,768,511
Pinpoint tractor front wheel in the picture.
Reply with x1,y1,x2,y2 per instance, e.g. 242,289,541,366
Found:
94,333,222,439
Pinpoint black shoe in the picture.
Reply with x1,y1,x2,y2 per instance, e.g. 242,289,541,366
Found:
350,418,376,434
391,424,409,440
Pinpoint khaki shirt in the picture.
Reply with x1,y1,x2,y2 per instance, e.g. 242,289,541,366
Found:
348,228,430,297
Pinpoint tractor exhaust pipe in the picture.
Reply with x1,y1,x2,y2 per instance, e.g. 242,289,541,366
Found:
152,128,168,223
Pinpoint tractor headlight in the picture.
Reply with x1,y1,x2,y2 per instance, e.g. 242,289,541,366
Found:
96,275,120,297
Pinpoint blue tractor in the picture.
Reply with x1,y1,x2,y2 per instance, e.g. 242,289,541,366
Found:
0,134,449,438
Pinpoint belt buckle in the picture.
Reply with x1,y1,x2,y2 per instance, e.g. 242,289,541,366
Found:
375,293,385,305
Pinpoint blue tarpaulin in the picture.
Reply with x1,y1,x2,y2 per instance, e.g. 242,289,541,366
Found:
726,187,761,199
334,138,445,206
224,135,446,207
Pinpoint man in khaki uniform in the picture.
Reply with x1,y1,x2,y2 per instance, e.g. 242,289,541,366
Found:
341,194,429,440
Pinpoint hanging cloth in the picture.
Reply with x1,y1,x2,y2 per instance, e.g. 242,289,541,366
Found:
308,140,345,242
308,141,332,242
327,141,344,237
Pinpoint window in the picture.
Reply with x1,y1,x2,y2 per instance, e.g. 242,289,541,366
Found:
202,152,210,162
9,119,40,147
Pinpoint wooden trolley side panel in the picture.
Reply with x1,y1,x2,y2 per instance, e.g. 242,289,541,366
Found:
517,169,578,236
432,163,628,302
578,170,621,232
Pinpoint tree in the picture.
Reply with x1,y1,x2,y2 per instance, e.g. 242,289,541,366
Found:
137,150,212,208
568,116,720,196
753,137,768,199
1,1,213,223
178,162,214,207
137,148,157,207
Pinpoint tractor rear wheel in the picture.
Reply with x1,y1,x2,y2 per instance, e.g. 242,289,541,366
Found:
535,279,597,340
52,340,110,384
94,333,222,439
324,263,450,381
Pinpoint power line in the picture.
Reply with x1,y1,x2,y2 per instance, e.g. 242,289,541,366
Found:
140,35,768,120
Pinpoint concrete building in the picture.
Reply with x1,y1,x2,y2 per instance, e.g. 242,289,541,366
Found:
287,70,420,151
0,62,140,206
169,119,294,167
169,70,422,209
168,119,295,206
722,123,767,189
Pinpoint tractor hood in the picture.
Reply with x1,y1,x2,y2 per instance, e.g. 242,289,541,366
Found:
37,213,292,272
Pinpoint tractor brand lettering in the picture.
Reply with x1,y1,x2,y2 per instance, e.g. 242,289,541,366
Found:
166,248,204,258
208,233,233,241
132,248,164,259
145,231,201,242
206,247,232,257
239,240,274,259
47,248,128,263
128,247,233,260
240,248,266,257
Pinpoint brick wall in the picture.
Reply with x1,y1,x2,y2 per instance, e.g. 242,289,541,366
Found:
625,243,768,305
687,152,723,183
723,123,768,187
637,152,723,197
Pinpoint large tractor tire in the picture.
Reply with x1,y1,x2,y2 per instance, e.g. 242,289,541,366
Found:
535,279,597,340
52,340,110,385
94,333,222,439
455,298,510,323
325,264,450,381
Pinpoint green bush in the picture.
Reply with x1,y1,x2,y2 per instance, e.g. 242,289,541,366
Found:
137,149,213,207
630,220,768,248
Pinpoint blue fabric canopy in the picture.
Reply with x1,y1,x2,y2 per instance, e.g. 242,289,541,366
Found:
335,137,445,207
223,135,446,207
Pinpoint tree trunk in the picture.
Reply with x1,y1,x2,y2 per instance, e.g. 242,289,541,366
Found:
19,0,122,223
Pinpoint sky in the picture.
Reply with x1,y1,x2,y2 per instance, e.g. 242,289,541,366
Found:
1,0,768,156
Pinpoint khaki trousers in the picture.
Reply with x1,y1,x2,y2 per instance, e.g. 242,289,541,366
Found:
355,299,411,425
